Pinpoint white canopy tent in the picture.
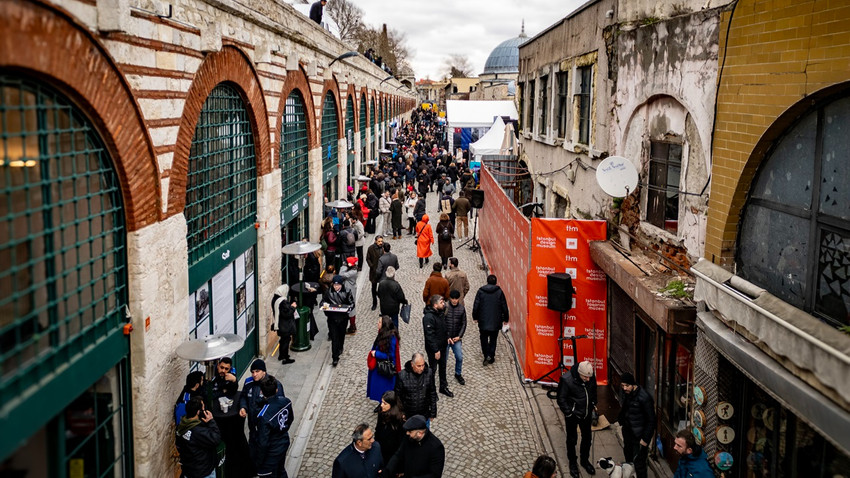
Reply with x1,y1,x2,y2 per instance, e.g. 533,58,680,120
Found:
446,100,518,128
469,117,506,159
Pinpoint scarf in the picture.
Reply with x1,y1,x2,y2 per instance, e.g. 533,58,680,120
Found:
273,284,290,326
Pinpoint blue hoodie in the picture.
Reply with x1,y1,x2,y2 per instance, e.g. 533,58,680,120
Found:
673,449,714,478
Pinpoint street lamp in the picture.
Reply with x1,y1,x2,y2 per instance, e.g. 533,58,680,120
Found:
379,75,394,85
329,51,359,66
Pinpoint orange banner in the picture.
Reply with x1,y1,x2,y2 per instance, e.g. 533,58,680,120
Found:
526,219,608,384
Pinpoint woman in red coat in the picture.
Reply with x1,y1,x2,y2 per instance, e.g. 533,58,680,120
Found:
415,214,434,269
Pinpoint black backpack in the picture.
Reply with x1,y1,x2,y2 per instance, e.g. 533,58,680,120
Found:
440,226,451,241
343,229,356,246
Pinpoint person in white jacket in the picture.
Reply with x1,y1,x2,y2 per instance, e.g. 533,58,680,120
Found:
379,191,392,237
403,191,418,235
339,256,359,334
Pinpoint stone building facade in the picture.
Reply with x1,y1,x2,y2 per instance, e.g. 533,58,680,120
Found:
0,0,414,476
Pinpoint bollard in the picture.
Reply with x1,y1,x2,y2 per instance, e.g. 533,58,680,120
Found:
291,306,312,351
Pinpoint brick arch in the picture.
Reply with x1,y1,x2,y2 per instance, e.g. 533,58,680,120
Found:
319,77,343,140
710,81,850,263
276,64,318,153
169,45,271,216
0,0,160,230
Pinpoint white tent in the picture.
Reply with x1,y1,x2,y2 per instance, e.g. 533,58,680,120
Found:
446,100,518,128
469,117,506,158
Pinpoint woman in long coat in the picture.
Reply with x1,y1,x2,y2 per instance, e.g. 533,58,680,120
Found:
390,192,404,239
435,212,454,268
272,284,297,364
415,214,434,269
367,315,401,402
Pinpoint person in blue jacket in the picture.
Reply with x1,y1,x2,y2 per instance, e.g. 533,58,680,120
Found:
673,429,715,478
239,359,284,432
250,376,294,478
332,423,383,478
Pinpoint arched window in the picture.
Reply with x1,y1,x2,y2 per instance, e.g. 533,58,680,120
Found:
0,75,129,472
281,91,309,209
738,94,850,326
359,95,367,156
321,91,338,174
185,83,257,266
370,98,376,142
345,95,355,163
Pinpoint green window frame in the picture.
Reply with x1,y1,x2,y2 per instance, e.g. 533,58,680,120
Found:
0,75,130,466
359,96,367,157
345,95,355,164
281,91,309,211
370,99,376,152
321,91,338,175
185,84,257,267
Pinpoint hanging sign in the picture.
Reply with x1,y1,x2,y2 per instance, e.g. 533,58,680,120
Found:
717,425,735,444
693,385,705,406
692,410,706,428
717,401,734,420
714,451,734,471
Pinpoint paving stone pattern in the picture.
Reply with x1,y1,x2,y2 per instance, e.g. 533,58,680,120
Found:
296,191,548,476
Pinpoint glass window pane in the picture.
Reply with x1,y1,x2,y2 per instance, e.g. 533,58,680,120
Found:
820,96,850,221
815,228,850,325
750,112,816,209
739,204,809,308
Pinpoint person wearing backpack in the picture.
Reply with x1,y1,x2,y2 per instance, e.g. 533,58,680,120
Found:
435,213,454,269
339,219,358,261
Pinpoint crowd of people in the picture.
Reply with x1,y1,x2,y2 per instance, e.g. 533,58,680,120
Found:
174,105,715,478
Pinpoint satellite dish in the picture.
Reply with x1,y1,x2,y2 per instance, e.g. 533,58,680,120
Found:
596,156,638,197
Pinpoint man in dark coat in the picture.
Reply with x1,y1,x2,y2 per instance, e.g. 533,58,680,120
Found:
471,274,509,365
240,359,285,432
385,415,445,478
366,235,385,310
377,266,407,328
249,378,294,478
176,397,221,478
618,372,656,478
309,0,326,24
332,423,383,478
557,361,598,477
365,191,379,233
413,195,427,222
338,219,358,261
423,295,452,398
390,193,404,239
394,353,438,421
323,275,354,366
375,242,400,282
272,284,297,364
445,290,467,385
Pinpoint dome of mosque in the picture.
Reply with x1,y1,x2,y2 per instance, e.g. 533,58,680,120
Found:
482,30,528,75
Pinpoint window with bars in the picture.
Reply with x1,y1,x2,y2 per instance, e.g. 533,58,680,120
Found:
321,92,339,173
359,96,367,157
738,95,850,327
185,83,257,267
647,141,681,234
556,71,569,139
527,79,535,133
0,76,128,407
518,82,524,132
345,95,355,162
577,65,592,144
370,100,376,153
280,91,309,208
539,74,549,135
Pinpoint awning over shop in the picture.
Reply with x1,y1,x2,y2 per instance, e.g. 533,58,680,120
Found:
697,310,850,455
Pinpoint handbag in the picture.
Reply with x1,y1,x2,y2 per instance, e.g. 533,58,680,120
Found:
400,303,411,324
376,358,395,377
367,351,377,371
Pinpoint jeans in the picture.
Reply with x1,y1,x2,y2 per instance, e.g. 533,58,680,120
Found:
479,329,499,359
564,415,593,465
446,340,463,375
387,313,399,330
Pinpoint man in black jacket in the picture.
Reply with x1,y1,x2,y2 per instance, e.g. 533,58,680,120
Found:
445,290,467,385
374,242,399,281
366,236,384,310
557,361,598,477
377,266,407,328
323,275,355,366
176,397,221,478
385,415,445,478
249,377,294,478
423,295,452,397
617,373,655,478
472,275,509,365
332,423,383,478
394,353,438,422
240,359,285,433
308,0,326,25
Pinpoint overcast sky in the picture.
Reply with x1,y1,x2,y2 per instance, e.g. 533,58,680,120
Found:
351,0,586,80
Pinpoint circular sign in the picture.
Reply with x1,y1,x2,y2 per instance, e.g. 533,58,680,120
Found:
715,451,734,471
751,402,766,420
717,425,736,444
693,386,705,406
692,426,705,445
692,410,706,428
717,402,735,420
596,156,639,197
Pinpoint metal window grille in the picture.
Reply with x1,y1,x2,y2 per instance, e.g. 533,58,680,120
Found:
557,72,569,138
518,82,524,132
539,75,549,134
345,96,354,163
577,66,592,144
0,75,127,412
281,92,309,206
647,141,681,233
527,80,535,132
359,97,366,148
370,100,376,150
321,92,338,171
185,84,257,267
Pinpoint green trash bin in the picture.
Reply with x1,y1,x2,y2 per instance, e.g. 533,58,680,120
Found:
291,305,312,351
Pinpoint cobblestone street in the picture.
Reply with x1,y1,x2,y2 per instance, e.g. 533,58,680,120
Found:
294,191,548,476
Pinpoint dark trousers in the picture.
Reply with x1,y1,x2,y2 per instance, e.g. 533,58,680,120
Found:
328,316,347,361
277,334,292,360
623,427,649,478
366,215,377,233
564,415,593,465
356,245,364,270
479,329,499,358
370,280,379,307
407,217,416,233
427,350,448,391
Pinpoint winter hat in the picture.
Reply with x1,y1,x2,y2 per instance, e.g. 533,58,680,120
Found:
347,185,354,193
577,361,593,377
403,415,427,431
332,275,345,284
620,372,637,386
251,359,267,372
346,257,358,267
385,266,396,278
